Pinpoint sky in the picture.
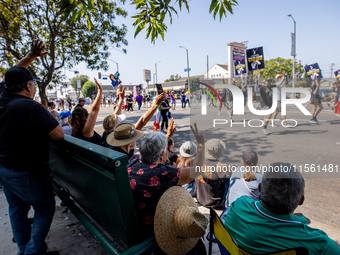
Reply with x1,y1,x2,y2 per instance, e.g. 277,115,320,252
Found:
65,0,340,88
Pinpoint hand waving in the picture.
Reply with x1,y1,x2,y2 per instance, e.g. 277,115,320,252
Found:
154,93,167,105
190,123,204,145
93,77,103,91
167,119,177,138
30,39,48,57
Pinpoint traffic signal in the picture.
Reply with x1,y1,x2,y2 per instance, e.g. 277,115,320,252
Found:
98,72,101,79
185,79,188,86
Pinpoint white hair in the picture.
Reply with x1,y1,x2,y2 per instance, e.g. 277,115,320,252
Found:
60,117,69,126
139,132,168,164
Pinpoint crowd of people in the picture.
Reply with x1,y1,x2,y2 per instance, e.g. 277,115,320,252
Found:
0,39,339,255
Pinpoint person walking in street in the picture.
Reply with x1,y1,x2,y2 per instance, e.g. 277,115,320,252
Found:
0,39,64,255
160,98,171,132
170,91,176,110
309,79,323,123
260,79,274,135
135,91,143,112
181,90,186,108
126,94,134,113
185,90,190,107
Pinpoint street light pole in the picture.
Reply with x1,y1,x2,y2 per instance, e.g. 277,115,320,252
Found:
108,59,119,73
179,46,190,91
155,61,161,83
288,14,296,89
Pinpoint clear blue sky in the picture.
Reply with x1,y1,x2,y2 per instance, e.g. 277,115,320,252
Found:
68,0,340,86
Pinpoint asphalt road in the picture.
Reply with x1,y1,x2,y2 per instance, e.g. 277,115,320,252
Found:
92,101,340,229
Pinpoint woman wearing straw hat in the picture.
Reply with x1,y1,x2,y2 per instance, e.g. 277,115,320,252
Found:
127,123,205,236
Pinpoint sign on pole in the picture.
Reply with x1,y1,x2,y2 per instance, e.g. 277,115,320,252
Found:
77,79,81,89
143,69,151,82
184,68,191,72
334,70,340,81
233,50,247,76
291,33,295,56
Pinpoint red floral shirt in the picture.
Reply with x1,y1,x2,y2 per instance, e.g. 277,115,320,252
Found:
128,155,181,232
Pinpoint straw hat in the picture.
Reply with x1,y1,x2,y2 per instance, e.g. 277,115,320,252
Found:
179,141,197,158
154,186,208,255
205,139,226,161
106,122,143,147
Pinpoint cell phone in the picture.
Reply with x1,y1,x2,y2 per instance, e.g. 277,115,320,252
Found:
156,84,164,95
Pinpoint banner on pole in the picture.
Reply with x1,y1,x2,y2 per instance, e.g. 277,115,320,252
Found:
233,50,247,76
334,70,340,81
304,63,323,81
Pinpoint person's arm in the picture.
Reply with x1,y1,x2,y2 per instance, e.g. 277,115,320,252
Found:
135,93,166,130
82,78,102,137
48,125,64,140
114,87,125,115
177,123,205,185
314,80,320,95
160,105,171,110
16,39,48,68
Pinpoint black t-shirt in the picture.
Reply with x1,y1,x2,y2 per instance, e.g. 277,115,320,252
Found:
0,93,59,172
127,97,133,104
77,130,102,146
167,150,178,166
161,100,170,114
146,95,150,101
260,85,272,107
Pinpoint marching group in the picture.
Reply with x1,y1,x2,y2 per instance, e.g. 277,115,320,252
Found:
0,40,339,255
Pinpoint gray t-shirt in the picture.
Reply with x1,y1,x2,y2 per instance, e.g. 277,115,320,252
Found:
225,166,262,208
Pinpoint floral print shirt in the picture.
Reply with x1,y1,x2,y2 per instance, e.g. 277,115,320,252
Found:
128,155,181,232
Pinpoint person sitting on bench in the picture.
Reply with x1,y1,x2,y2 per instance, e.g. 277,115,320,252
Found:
224,162,340,254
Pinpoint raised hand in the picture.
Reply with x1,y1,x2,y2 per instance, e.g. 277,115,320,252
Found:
167,118,177,138
154,92,167,105
30,39,48,57
93,77,103,91
190,123,204,145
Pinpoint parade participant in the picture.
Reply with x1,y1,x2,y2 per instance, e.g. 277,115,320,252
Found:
160,97,171,132
60,110,72,135
0,39,64,255
127,123,205,235
227,80,236,120
146,93,151,107
70,77,102,145
67,97,72,111
135,91,143,112
218,89,227,116
170,91,176,110
181,90,186,108
333,82,340,117
260,78,273,135
327,82,339,110
126,94,133,113
76,98,86,108
224,162,340,254
195,139,229,208
271,72,295,127
59,98,65,111
185,90,190,107
310,79,323,123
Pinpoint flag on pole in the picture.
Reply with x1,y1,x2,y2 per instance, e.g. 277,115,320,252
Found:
153,105,162,131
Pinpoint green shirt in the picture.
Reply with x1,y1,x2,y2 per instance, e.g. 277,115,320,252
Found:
224,196,340,255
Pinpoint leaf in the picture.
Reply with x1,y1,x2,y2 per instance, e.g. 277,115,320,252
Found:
209,0,218,13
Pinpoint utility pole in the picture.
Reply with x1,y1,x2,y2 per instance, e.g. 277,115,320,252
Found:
331,63,335,79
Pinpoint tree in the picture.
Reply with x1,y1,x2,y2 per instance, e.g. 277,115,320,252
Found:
59,0,238,43
189,77,200,92
0,0,127,107
259,57,304,81
70,74,89,92
82,81,97,98
164,74,181,82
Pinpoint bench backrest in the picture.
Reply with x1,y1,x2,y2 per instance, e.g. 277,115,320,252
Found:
49,135,139,249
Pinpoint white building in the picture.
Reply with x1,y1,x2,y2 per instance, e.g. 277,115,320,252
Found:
204,63,229,79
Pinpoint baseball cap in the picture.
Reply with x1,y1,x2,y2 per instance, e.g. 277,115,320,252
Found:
242,150,258,166
4,66,41,86
60,110,72,120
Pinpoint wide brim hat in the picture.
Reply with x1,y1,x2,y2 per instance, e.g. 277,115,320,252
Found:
179,141,197,158
106,122,143,147
154,186,208,255
205,139,226,161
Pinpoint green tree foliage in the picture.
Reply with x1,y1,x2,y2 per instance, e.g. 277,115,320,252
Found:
0,0,127,107
82,81,97,98
70,75,89,91
259,57,304,81
59,0,238,43
164,74,181,82
189,77,200,92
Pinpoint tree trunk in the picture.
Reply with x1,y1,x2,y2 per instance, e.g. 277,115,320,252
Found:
39,84,48,108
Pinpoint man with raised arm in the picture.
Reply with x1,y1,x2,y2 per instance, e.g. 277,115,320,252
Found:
0,39,64,254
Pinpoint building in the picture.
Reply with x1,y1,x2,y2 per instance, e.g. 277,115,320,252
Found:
204,63,229,79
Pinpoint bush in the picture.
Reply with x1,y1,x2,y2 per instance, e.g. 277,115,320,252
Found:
82,81,97,98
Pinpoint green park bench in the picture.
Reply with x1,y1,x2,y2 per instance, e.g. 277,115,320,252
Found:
48,135,207,255
48,135,158,255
